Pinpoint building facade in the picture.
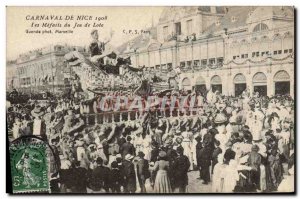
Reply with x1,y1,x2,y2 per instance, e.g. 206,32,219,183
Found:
11,45,88,93
119,6,294,97
6,60,19,92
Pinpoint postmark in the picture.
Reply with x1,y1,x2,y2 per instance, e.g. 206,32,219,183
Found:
9,137,49,193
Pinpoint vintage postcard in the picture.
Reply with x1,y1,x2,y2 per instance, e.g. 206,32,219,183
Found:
6,6,295,194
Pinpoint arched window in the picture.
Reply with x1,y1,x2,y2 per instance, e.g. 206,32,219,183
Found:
195,76,205,85
211,75,222,85
253,72,267,84
274,70,290,82
182,77,191,86
234,73,246,84
253,23,269,32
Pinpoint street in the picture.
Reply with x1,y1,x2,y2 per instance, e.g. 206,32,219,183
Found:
145,170,212,193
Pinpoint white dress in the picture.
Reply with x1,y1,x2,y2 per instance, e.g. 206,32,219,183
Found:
142,134,152,161
133,136,144,153
181,131,193,170
251,109,264,141
215,133,228,154
12,122,21,139
212,163,225,192
222,160,239,192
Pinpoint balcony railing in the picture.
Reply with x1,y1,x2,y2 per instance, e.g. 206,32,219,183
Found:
82,106,204,126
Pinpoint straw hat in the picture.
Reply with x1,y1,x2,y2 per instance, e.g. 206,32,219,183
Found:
158,151,167,158
175,136,183,144
31,105,45,118
214,113,227,124
125,154,134,161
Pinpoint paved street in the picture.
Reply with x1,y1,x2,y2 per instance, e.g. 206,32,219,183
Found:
145,170,212,193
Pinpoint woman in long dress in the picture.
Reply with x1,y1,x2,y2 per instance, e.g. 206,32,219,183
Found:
181,130,194,171
211,154,225,192
222,159,240,192
152,151,172,193
142,133,152,161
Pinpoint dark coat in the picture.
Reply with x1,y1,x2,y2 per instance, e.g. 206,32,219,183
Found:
195,142,203,167
198,146,213,167
88,165,110,192
120,142,135,158
173,155,190,187
122,160,136,192
203,132,214,149
150,147,160,162
117,137,126,147
166,147,177,162
137,158,150,180
212,147,222,164
109,168,122,192
71,167,88,193
211,147,222,174
59,167,73,189
89,41,105,57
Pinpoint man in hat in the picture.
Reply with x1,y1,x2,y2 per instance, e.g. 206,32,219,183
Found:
123,154,136,193
280,118,292,162
117,130,127,149
87,157,110,193
136,151,150,193
247,145,262,191
89,29,114,64
198,138,213,184
120,136,135,159
150,140,160,163
109,161,122,193
195,135,203,179
31,105,47,139
173,146,190,193
71,160,88,193
165,139,177,190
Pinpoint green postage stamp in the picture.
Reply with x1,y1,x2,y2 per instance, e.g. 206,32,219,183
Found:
9,137,49,193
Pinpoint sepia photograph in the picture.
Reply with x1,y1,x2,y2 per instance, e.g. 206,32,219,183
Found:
6,6,295,194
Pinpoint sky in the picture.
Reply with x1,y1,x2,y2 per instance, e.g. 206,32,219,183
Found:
6,6,164,60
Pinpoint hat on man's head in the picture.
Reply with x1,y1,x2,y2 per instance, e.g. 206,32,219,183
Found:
111,161,118,169
125,154,134,161
116,154,122,158
31,105,45,118
195,135,202,142
255,102,260,108
96,157,103,165
214,113,227,124
165,138,173,146
158,151,167,158
138,151,145,158
126,136,132,142
88,143,97,151
175,129,182,135
253,138,263,142
176,146,184,154
225,141,233,148
175,137,183,144
151,140,159,148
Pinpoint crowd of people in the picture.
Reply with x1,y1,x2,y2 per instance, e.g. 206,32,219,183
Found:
7,85,294,193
